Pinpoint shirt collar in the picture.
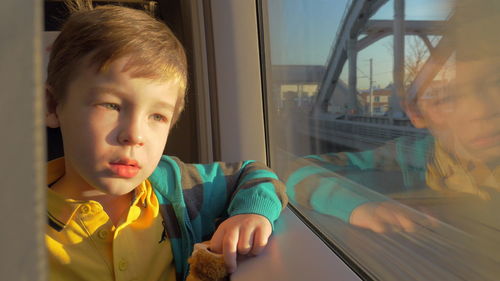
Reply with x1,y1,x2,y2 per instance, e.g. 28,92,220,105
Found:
46,157,151,230
426,141,499,199
47,158,82,230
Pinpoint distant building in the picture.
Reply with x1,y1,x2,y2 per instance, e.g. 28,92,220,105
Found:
271,65,325,112
359,89,392,115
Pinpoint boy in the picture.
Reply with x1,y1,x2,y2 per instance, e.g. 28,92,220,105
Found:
285,0,499,233
45,3,287,281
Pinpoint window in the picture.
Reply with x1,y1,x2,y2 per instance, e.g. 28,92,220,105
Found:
259,0,500,280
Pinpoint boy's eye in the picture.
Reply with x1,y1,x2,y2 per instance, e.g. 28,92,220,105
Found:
436,95,456,105
151,113,168,123
100,103,120,111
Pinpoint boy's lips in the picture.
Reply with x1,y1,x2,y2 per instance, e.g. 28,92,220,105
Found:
469,132,500,149
109,159,140,178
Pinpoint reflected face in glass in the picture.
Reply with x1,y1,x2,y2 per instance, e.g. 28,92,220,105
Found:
416,59,500,165
48,56,180,197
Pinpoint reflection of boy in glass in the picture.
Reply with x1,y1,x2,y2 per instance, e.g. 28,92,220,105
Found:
285,0,499,233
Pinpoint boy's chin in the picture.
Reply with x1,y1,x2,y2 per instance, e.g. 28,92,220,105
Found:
479,153,500,168
462,146,500,167
92,177,144,196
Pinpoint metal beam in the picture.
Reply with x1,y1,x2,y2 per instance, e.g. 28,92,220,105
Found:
362,20,446,36
392,0,405,119
312,0,388,115
347,37,358,112
417,34,435,54
357,19,446,51
357,31,390,51
406,34,454,102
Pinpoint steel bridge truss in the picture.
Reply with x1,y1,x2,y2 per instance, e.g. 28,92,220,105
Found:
312,0,452,117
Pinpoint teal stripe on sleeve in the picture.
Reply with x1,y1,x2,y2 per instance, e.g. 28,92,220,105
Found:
286,165,334,200
309,177,377,222
239,168,279,184
195,162,228,217
228,183,282,229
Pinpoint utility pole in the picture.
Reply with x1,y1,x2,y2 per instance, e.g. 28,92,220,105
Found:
348,37,358,115
369,58,373,116
393,0,405,123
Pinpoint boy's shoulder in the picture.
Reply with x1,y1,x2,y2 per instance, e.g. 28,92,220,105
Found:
148,155,238,195
150,155,223,180
149,155,282,199
151,155,260,179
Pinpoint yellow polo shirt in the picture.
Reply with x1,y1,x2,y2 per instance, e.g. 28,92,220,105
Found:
46,158,176,281
426,141,500,200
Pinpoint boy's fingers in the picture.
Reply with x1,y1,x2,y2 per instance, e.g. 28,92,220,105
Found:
395,213,415,232
237,228,254,255
378,209,399,225
369,220,388,233
209,228,225,254
250,227,270,255
385,211,407,232
223,229,239,273
370,210,397,233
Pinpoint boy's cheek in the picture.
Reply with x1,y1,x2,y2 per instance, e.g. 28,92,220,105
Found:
419,104,446,126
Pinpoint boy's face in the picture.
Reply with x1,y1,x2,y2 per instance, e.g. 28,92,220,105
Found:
47,57,180,196
409,59,500,165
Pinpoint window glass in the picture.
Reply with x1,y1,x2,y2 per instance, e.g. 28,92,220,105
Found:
372,0,453,20
260,0,500,280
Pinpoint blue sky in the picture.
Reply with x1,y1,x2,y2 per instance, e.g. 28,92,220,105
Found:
267,0,453,89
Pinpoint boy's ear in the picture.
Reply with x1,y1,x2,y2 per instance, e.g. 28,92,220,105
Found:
45,85,60,128
404,102,427,128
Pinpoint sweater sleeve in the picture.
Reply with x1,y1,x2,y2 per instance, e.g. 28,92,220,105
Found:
170,157,287,236
284,141,403,222
224,160,288,227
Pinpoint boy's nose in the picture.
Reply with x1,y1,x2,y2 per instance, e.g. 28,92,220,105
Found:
118,134,144,146
117,123,144,147
467,92,500,122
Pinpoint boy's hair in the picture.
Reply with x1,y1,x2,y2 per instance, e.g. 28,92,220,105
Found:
47,1,188,124
453,0,499,62
404,0,499,107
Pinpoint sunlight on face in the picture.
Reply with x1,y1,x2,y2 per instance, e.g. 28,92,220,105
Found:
416,59,500,165
51,56,181,197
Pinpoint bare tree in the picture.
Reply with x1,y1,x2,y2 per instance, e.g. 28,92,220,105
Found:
384,35,432,88
404,36,430,88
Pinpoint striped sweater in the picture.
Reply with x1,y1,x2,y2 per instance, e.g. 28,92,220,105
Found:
149,155,287,280
286,134,500,223
285,136,433,222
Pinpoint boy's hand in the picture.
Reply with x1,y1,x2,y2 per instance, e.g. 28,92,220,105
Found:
350,202,437,233
209,214,272,273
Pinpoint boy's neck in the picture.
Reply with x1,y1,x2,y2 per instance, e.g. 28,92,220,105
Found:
50,176,134,227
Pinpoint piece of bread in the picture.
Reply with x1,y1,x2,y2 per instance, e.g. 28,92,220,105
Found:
186,241,229,281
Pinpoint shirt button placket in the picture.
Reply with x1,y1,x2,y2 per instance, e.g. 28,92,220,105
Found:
80,204,91,215
118,258,128,271
97,229,109,240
